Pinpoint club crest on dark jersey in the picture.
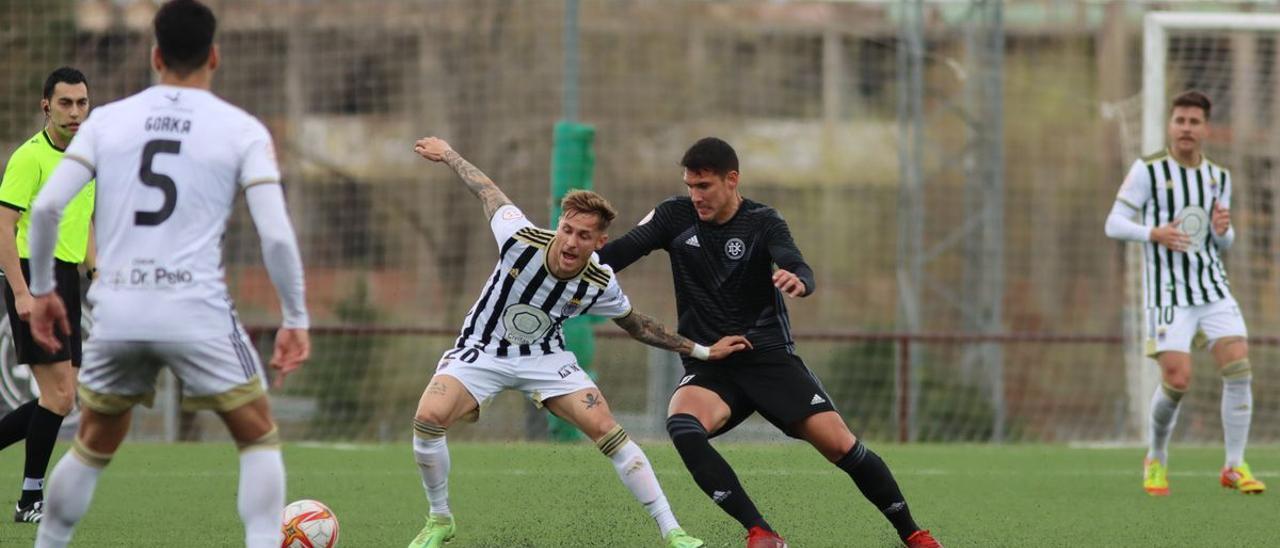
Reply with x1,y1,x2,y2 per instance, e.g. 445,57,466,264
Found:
725,238,746,260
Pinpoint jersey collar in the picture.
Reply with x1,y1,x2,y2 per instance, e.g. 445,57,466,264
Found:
41,130,65,152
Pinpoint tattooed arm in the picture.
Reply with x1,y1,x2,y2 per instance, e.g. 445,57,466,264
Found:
613,311,752,361
414,137,514,220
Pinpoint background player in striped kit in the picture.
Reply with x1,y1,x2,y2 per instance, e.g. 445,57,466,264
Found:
406,136,750,548
1105,90,1264,496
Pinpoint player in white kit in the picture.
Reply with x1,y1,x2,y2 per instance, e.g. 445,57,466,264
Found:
26,1,310,547
1105,90,1263,497
406,137,751,548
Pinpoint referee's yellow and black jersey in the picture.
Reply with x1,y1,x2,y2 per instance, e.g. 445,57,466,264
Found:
454,224,631,358
0,130,96,264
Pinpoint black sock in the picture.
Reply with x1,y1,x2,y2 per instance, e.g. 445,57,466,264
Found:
0,400,38,451
836,440,920,541
666,414,772,532
20,404,65,506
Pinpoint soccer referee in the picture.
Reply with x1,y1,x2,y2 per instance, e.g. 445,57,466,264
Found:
0,67,95,523
599,137,941,548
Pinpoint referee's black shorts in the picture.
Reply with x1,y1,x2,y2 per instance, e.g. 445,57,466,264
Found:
3,258,82,367
678,347,837,439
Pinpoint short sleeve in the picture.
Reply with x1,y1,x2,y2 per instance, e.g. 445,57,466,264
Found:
584,268,633,319
0,146,41,211
1115,159,1151,213
490,204,534,246
239,119,281,189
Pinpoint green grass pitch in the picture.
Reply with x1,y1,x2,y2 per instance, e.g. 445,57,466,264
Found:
1,442,1276,546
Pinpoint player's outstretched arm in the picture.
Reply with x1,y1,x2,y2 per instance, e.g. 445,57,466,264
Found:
613,310,751,360
414,137,513,220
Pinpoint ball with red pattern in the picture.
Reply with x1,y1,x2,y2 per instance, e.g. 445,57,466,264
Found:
281,499,339,548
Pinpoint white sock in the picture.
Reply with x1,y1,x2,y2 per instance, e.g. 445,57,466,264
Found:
1222,376,1252,468
1147,385,1182,465
609,441,679,537
413,434,451,516
35,453,102,548
238,449,285,548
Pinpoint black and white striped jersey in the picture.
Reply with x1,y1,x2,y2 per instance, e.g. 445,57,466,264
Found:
453,205,631,357
1114,150,1233,309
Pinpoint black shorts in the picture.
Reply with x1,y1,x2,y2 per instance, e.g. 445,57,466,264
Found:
678,347,836,439
3,259,82,367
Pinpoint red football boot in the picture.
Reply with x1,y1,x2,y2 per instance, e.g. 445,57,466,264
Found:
746,526,788,548
905,529,943,548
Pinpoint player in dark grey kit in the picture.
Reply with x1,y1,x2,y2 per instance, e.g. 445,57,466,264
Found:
598,137,941,548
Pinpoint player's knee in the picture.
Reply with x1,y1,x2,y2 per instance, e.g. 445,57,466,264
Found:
39,389,75,416
414,409,453,430
1221,359,1252,383
1214,337,1249,362
235,425,280,453
71,436,114,469
1163,376,1191,392
665,413,708,441
413,418,447,440
594,424,629,457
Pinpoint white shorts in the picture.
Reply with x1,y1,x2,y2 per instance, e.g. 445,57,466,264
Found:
78,328,266,415
433,348,595,410
1146,296,1248,357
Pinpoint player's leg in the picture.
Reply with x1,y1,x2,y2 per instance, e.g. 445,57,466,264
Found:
1145,350,1190,495
540,384,701,548
16,360,76,518
3,264,80,519
215,397,284,548
34,407,129,548
666,376,781,543
1143,304,1194,495
792,412,937,547
36,340,151,548
0,274,37,452
409,349,499,548
753,349,933,547
168,332,284,548
414,375,477,514
1201,297,1263,493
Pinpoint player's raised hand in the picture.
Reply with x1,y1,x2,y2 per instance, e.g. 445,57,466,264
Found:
1212,203,1231,235
1150,219,1191,252
772,268,807,297
270,327,311,388
29,292,69,354
707,335,752,360
414,137,453,162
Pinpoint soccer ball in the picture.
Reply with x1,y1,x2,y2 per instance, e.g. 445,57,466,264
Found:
281,499,340,548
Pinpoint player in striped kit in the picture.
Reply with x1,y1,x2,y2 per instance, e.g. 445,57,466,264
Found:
406,137,750,548
1105,90,1264,496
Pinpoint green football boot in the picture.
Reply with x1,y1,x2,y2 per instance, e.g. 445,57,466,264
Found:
665,528,706,548
408,513,456,548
